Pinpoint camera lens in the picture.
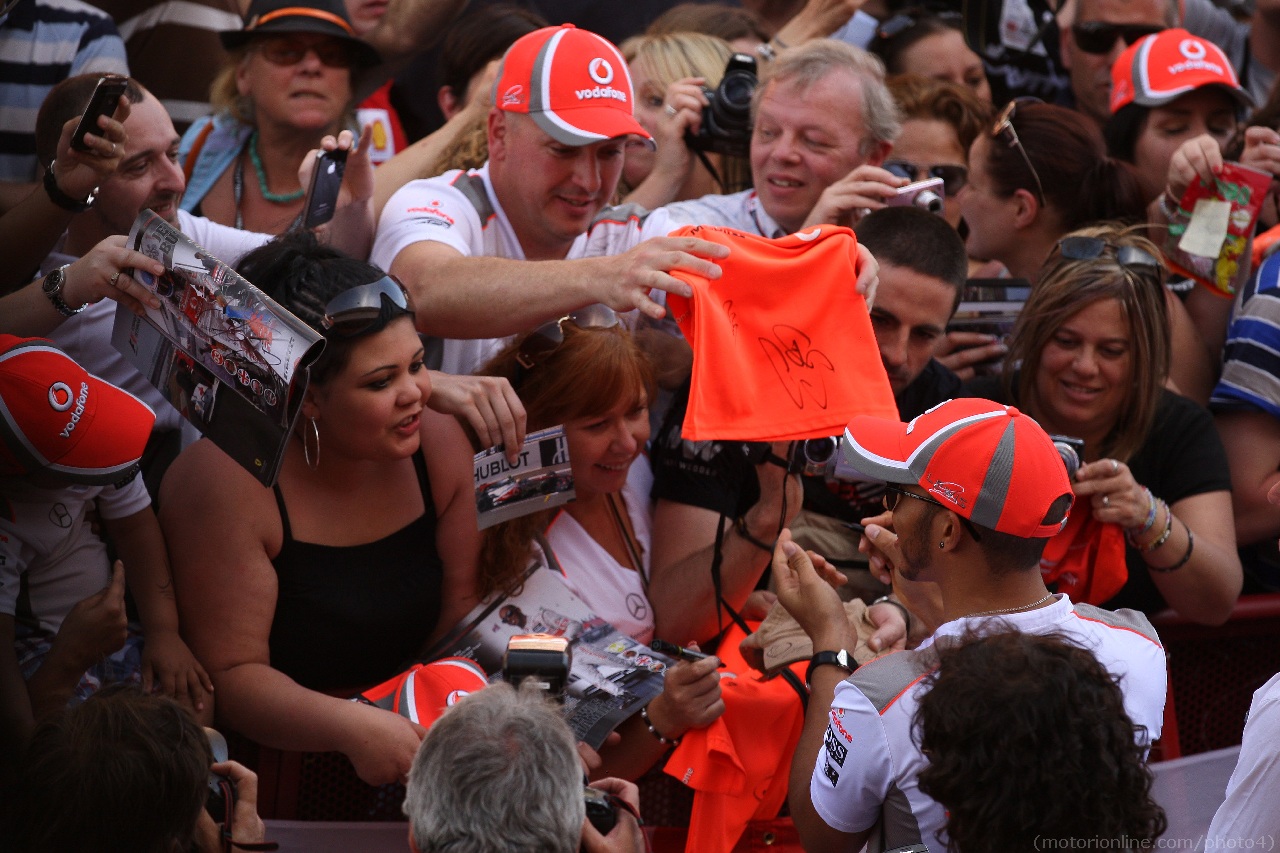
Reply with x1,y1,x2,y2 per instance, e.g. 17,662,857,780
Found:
1053,440,1082,479
914,189,945,214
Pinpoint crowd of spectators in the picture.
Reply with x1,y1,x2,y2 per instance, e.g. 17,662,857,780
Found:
4,0,1280,848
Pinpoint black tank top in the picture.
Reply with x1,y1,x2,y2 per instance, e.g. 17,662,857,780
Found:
269,452,444,691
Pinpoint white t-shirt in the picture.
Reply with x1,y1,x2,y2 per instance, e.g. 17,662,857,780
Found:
45,210,270,441
1207,672,1280,842
809,595,1167,851
542,457,654,644
0,475,151,636
371,163,674,376
662,188,786,238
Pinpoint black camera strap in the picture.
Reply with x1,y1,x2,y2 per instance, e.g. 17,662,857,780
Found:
691,147,729,194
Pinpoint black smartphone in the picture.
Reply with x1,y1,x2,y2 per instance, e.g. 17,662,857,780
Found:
71,75,127,152
302,147,347,228
650,639,723,666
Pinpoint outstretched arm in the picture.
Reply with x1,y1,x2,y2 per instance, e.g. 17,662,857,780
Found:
390,236,725,338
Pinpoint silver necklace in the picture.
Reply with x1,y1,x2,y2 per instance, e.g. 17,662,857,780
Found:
967,592,1055,619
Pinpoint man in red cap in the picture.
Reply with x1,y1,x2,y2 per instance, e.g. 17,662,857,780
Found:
772,397,1168,853
371,23,731,376
0,335,211,763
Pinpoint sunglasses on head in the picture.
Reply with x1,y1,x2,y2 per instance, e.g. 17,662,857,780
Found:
991,99,1047,208
321,275,413,338
1058,236,1162,273
885,160,968,196
256,36,355,68
515,304,620,374
883,484,983,542
1071,21,1163,55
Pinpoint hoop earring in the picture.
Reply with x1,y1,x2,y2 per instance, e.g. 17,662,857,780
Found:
304,417,320,471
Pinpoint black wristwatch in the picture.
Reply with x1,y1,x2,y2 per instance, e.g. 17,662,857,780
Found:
42,264,85,317
43,161,97,212
806,649,853,686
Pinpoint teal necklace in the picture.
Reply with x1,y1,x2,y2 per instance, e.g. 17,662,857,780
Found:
248,131,304,203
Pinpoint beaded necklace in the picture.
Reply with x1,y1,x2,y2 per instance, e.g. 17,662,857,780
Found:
248,131,304,203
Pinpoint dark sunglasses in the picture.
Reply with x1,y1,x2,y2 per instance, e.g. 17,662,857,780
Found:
256,36,355,68
885,160,968,196
1058,236,1162,273
991,99,1047,208
1071,21,1163,56
321,275,413,338
515,304,620,373
883,484,983,542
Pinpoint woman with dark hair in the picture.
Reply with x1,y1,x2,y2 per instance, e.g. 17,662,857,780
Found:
869,8,991,106
916,630,1167,853
476,315,728,779
965,223,1242,624
159,232,480,786
178,0,378,233
957,100,1146,284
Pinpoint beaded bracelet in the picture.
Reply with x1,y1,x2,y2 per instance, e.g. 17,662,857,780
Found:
1149,520,1194,573
1133,500,1173,552
639,704,680,747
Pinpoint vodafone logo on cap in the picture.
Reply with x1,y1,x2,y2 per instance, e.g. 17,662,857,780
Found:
588,57,614,85
48,382,73,412
1179,39,1206,60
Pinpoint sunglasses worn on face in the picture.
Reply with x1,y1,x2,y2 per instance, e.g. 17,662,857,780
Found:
321,275,413,338
257,37,355,68
883,484,983,542
1071,21,1163,55
1058,236,1162,273
885,160,968,196
515,304,620,373
991,99,1047,208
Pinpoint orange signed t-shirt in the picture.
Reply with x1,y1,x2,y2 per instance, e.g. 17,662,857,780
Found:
666,223,896,441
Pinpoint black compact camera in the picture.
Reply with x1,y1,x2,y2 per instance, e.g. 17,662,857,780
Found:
583,786,619,836
743,437,838,477
1050,435,1085,480
686,53,758,157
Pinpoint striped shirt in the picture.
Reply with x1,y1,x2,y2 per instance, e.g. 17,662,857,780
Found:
0,0,128,180
1211,254,1280,418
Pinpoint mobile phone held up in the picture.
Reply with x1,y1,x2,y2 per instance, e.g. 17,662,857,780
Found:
303,147,347,228
71,75,127,152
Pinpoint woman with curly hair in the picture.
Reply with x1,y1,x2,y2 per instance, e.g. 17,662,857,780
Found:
916,630,1167,853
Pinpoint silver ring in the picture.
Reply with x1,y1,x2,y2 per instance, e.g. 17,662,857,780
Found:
1111,459,1119,475
1102,495,1110,508
110,271,121,287
664,104,677,116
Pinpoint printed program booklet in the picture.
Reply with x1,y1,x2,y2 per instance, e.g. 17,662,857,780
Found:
423,561,674,749
111,209,324,485
473,425,576,530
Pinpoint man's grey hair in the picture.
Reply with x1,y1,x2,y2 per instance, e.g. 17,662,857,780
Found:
752,38,902,154
404,681,585,853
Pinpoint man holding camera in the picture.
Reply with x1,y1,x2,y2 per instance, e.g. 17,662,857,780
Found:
403,681,644,853
661,38,906,238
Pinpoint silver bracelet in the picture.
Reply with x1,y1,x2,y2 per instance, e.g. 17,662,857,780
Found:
870,595,911,633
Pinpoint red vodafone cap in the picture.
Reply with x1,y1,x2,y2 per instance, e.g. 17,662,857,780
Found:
494,24,654,149
1110,29,1252,114
0,335,155,486
840,398,1073,539
357,658,489,727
